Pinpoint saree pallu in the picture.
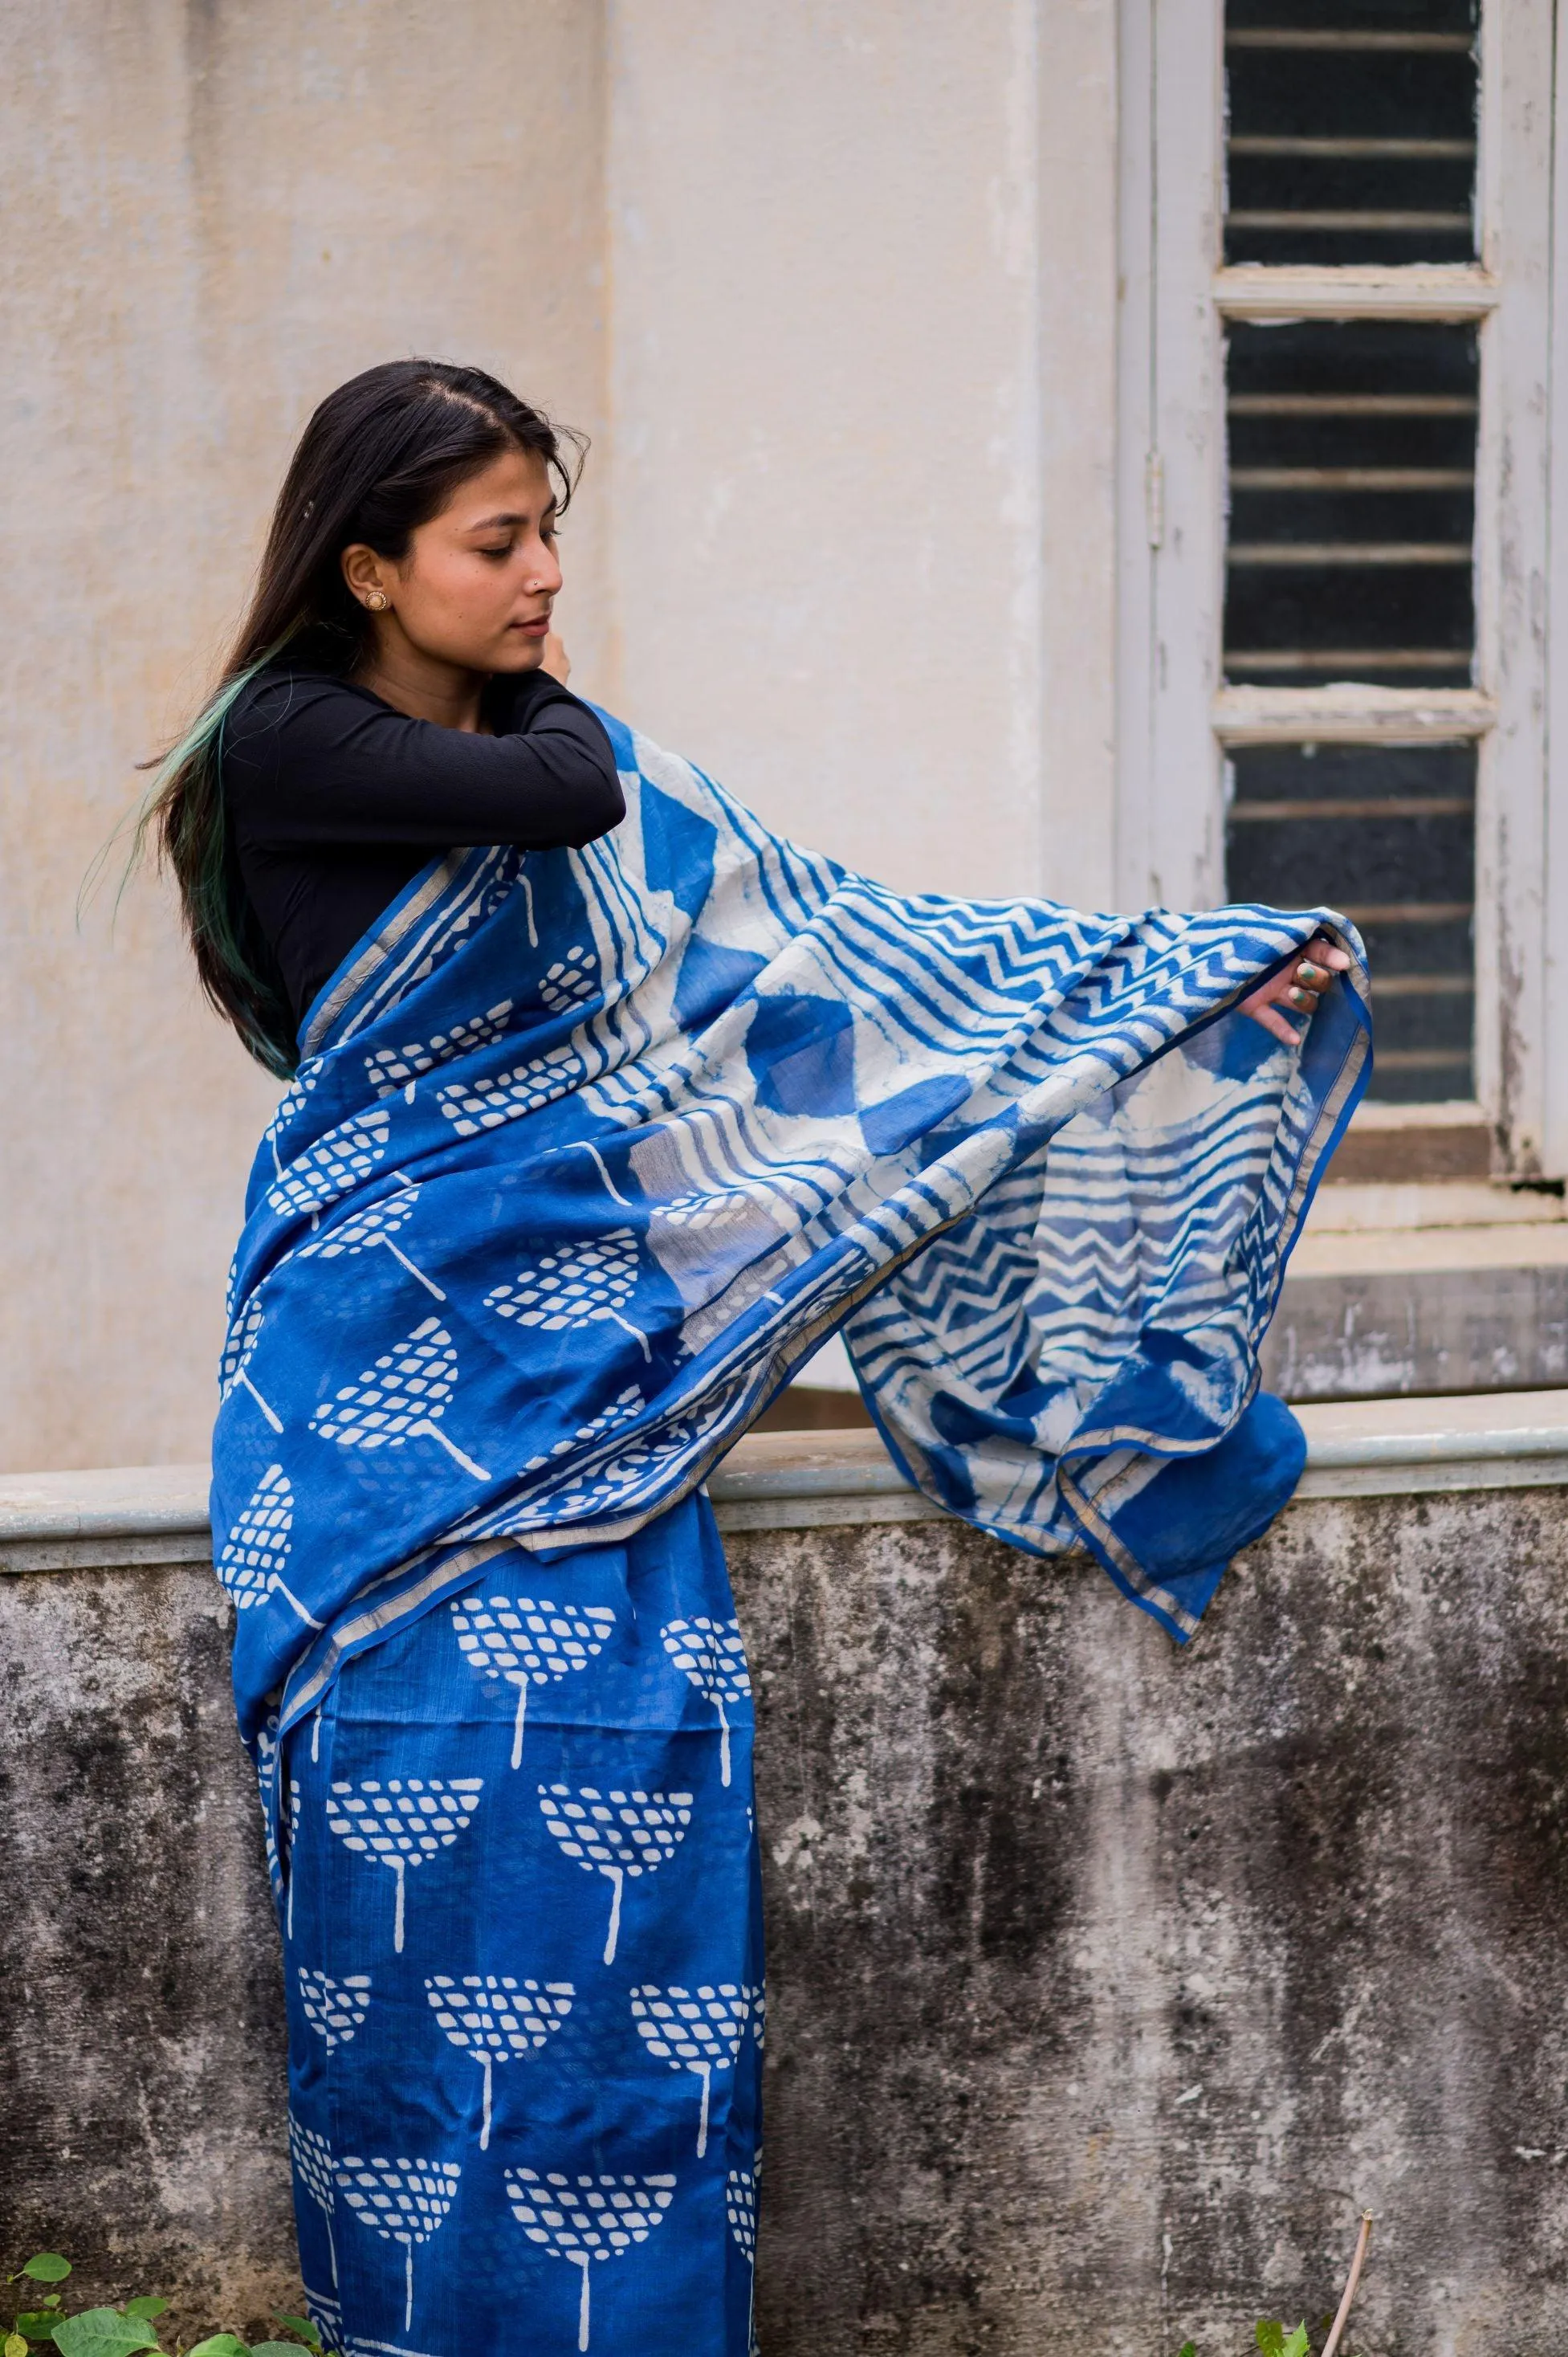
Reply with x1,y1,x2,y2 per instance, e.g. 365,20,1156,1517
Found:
215,711,1370,2355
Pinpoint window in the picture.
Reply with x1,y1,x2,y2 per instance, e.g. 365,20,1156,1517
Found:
1224,10,1479,270
1115,0,1560,1175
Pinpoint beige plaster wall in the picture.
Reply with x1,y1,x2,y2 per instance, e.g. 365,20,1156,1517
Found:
0,0,609,1471
604,0,1119,905
0,2,1122,1470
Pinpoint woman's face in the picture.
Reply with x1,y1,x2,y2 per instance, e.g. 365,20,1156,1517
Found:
343,447,563,676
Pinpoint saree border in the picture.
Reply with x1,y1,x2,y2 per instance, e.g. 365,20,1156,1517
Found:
297,848,487,1061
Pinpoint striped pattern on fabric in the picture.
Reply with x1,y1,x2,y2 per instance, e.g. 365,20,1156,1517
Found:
214,712,1369,1751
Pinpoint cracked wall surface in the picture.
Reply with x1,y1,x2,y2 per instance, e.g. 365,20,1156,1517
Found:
3,1485,1566,2351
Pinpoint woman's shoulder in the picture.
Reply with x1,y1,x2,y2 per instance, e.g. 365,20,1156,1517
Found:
227,659,372,728
222,662,378,781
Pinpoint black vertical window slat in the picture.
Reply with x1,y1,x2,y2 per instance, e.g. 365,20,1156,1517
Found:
1221,1,1481,1103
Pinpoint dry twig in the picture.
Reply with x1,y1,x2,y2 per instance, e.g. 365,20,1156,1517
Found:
1319,2212,1374,2357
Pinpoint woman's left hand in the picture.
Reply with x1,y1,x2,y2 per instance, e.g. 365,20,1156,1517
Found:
1239,934,1353,1046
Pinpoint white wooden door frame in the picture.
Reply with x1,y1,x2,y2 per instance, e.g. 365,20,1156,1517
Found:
1114,0,1563,1177
1114,0,1227,915
1543,0,1568,1176
1474,0,1554,1173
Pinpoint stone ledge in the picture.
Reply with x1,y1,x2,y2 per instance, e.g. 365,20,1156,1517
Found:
3,1389,1566,1569
1262,1258,1568,1400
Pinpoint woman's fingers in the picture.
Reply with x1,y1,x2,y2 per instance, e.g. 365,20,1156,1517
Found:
1246,1000,1307,1046
1238,970,1307,1038
1297,937,1352,983
1239,933,1352,1041
1289,936,1353,1004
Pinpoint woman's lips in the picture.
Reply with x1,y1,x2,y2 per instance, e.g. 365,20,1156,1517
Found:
514,614,552,636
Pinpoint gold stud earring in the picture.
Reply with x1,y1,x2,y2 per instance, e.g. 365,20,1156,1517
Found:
365,589,389,612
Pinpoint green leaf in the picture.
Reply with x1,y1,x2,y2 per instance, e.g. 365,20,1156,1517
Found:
1256,2324,1312,2357
21,2267,70,2290
116,2311,165,2328
270,2323,320,2354
15,2315,67,2342
250,2343,311,2356
50,2311,161,2357
185,2339,250,2357
10,2332,32,2357
1177,2345,1199,2357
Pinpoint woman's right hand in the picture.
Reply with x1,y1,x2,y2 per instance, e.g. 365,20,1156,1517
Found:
541,630,572,686
1239,934,1352,1046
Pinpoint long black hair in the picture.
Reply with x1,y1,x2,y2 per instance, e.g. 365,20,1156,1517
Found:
138,360,583,1076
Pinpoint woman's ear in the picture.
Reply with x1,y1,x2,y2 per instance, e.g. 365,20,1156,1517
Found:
341,543,386,603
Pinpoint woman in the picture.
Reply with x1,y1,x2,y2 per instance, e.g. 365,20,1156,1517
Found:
149,361,1363,2357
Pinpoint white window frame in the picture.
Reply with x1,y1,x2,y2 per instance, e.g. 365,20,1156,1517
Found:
1114,0,1561,1178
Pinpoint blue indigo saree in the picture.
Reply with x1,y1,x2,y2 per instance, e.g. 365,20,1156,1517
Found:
278,1490,760,2357
214,713,1370,2355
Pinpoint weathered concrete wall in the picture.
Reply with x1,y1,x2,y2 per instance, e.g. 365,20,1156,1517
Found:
0,1565,290,2330
0,0,608,1474
738,1495,1568,2355
6,1480,1568,2351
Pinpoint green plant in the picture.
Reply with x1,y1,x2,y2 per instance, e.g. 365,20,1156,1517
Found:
1253,2330,1312,2357
1176,2211,1375,2357
2,2258,322,2357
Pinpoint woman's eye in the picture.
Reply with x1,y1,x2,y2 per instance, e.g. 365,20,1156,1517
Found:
478,544,513,561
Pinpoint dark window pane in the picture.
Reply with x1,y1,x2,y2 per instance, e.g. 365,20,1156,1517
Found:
1225,0,1479,265
1220,5,1480,1107
1224,320,1478,687
1226,742,1475,1101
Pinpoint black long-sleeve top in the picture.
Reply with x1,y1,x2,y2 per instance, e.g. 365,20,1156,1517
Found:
222,663,623,1026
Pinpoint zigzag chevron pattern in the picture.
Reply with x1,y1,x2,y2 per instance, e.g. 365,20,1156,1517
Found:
215,712,1370,1745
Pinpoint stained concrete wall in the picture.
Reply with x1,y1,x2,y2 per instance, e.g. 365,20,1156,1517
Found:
0,0,609,1474
0,1563,292,2327
6,1483,1568,2352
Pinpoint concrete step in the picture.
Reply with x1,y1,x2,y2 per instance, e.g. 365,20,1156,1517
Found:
774,1186,1568,1417
1265,1220,1568,1399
